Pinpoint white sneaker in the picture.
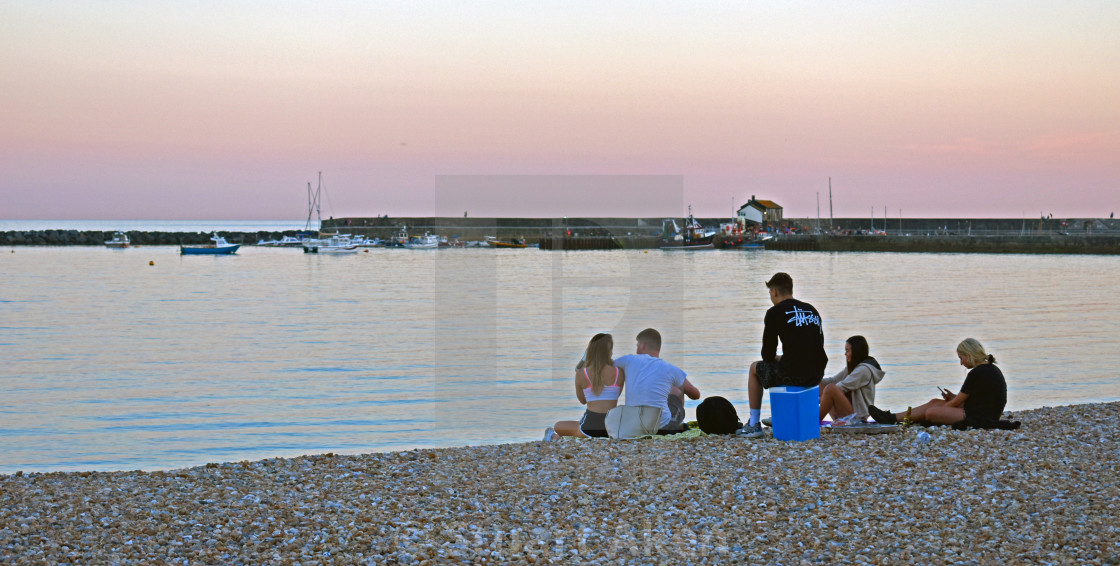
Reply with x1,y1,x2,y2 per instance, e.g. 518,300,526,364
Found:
542,427,557,442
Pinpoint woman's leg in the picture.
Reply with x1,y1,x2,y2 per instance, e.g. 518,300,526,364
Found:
924,405,966,425
897,399,947,422
553,420,588,438
819,384,854,420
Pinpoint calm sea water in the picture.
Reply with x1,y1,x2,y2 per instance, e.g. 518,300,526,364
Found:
2,244,1118,473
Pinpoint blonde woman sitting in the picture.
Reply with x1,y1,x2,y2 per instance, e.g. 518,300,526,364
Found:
544,333,625,441
868,338,1008,428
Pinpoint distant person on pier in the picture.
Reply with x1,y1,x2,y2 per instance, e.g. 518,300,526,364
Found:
613,328,700,434
817,335,885,423
544,333,625,441
868,338,1015,429
739,272,827,438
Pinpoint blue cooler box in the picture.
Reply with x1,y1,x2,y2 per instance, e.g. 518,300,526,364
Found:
770,385,820,441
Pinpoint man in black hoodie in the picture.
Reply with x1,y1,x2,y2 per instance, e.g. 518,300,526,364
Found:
738,272,827,438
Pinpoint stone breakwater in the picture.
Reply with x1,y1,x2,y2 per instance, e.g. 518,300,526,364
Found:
3,402,1118,565
766,234,1120,254
0,230,294,246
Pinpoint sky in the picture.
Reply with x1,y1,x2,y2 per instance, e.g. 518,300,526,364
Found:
2,1,1118,220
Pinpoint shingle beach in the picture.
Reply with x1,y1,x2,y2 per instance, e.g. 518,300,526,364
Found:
3,402,1118,565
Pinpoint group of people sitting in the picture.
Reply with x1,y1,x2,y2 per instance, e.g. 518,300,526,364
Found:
543,271,1010,441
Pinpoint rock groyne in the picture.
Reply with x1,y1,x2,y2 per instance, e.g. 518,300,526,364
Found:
0,230,298,247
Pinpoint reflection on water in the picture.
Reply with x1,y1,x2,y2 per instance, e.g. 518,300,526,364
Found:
1,246,1118,472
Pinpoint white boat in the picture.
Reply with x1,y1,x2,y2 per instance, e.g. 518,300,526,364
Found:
405,232,441,249
302,235,360,254
351,235,382,247
256,235,304,247
105,231,130,248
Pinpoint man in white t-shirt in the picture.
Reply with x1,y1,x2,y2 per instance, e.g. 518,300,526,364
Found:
613,328,701,432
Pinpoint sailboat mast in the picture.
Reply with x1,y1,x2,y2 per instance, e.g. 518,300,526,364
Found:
305,181,314,231
816,192,821,234
316,171,323,232
303,172,325,233
828,177,833,232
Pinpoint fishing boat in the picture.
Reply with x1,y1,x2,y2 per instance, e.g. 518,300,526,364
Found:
302,235,359,254
404,232,441,249
353,235,383,248
256,235,304,247
405,235,439,249
485,236,529,248
180,233,240,255
104,231,130,248
659,207,715,250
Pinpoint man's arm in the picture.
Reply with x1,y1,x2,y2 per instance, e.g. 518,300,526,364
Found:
680,379,700,400
761,310,779,362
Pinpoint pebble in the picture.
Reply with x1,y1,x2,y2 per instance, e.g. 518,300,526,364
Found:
1,403,1118,564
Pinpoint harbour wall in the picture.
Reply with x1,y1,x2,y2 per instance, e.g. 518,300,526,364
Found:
327,215,1120,240
764,234,1120,254
4,216,1119,254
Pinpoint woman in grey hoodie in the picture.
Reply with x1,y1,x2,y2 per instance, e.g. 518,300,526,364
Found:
818,335,885,422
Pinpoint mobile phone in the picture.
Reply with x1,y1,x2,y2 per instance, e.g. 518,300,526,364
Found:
937,386,950,395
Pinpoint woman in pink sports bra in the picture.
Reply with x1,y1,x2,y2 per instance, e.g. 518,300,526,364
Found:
544,333,625,440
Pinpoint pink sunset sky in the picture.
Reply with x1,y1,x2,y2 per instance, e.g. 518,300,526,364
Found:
2,1,1118,220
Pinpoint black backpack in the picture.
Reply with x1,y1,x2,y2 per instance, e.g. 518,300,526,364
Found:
696,396,743,435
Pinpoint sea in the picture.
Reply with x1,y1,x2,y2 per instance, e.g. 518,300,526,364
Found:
2,221,1119,474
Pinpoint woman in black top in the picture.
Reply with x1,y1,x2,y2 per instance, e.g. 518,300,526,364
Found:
868,338,1007,427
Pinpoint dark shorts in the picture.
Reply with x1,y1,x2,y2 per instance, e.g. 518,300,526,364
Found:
579,410,610,438
657,395,687,435
755,361,820,389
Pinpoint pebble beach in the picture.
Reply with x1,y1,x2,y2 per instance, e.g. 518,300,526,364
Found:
3,402,1119,565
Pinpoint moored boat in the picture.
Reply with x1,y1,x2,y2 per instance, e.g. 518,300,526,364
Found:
659,207,715,250
104,231,130,248
256,235,305,247
720,232,772,250
486,236,529,248
180,233,240,255
302,234,360,254
405,232,441,249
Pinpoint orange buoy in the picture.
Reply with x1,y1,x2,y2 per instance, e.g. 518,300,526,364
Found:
149,260,154,266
